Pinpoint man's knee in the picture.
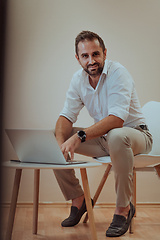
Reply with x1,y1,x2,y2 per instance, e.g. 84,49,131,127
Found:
107,128,131,153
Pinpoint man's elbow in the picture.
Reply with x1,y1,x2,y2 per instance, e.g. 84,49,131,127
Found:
109,115,124,128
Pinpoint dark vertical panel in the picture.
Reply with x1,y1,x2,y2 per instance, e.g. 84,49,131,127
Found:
0,0,8,239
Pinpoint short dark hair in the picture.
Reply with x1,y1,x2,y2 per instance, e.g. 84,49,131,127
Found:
75,30,106,56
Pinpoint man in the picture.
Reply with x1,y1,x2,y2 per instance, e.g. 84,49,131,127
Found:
54,31,153,237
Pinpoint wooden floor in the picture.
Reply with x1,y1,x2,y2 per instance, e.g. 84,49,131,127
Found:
1,205,160,240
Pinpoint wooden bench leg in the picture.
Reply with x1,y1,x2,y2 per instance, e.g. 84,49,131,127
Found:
6,169,22,240
83,164,112,223
33,169,40,234
80,168,97,240
155,164,160,178
129,168,136,234
133,169,136,216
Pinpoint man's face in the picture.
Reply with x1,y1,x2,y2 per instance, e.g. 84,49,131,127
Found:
76,39,107,78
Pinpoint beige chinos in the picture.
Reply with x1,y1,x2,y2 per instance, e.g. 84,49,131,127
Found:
54,126,152,208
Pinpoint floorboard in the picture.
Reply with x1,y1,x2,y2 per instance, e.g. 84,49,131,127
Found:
1,205,160,240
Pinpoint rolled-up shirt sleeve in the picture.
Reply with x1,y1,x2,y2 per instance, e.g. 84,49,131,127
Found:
107,67,134,122
60,76,84,123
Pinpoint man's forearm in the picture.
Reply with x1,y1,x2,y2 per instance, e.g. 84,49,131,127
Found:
84,115,124,141
55,116,73,146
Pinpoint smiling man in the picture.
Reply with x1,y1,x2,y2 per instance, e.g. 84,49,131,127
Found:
54,31,153,237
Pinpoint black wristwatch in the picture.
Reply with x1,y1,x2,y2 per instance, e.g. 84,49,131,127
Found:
77,130,86,143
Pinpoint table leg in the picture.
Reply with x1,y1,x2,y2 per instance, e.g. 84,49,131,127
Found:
33,169,40,234
83,164,112,223
80,168,97,240
6,168,22,240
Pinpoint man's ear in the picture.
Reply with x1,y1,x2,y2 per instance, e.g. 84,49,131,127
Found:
75,54,80,63
104,48,107,59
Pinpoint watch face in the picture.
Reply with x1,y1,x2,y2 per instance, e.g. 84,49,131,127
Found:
78,130,85,137
77,130,86,142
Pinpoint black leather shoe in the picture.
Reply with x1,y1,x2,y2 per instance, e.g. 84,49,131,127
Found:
61,199,93,227
106,202,135,237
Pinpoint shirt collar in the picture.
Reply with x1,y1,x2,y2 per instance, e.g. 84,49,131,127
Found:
102,59,110,76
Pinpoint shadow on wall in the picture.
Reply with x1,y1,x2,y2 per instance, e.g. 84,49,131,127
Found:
0,0,8,238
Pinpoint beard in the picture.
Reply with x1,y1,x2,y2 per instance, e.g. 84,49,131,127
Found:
83,62,104,77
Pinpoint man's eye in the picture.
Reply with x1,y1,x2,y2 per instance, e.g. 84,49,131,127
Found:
93,52,99,56
82,55,88,58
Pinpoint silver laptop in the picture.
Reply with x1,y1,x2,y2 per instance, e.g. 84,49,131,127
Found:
5,129,87,165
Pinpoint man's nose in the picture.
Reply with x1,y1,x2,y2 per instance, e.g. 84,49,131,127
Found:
88,56,95,65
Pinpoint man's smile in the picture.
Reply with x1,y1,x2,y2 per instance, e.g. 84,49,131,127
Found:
88,63,99,70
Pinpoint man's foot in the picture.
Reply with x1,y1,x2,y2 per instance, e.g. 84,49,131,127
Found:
114,204,130,218
61,198,93,227
72,194,85,209
106,202,135,237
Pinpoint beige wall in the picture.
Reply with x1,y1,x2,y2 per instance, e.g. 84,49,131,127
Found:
2,0,160,204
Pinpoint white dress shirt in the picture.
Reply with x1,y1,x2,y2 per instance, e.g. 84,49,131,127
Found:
60,59,146,127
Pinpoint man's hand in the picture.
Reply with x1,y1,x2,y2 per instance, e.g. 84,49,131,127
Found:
60,134,81,161
56,114,123,161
